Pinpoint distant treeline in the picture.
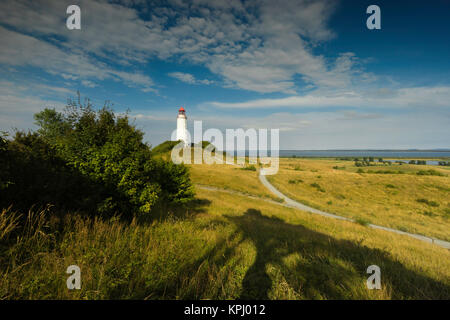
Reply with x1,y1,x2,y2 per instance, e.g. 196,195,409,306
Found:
335,157,450,167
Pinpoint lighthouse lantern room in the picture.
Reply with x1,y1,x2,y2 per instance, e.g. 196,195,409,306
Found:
176,107,188,145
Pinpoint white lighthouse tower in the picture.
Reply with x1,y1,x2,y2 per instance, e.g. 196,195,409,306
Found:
176,106,188,145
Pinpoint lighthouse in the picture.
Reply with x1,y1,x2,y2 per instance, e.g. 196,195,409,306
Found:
176,106,188,145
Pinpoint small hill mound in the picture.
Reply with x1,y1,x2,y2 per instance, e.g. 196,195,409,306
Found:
152,140,217,154
152,140,182,155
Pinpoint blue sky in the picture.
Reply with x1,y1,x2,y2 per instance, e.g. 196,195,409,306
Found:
0,0,449,149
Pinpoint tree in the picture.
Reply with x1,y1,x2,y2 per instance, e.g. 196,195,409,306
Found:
30,97,194,217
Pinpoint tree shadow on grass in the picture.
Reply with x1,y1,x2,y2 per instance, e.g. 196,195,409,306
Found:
226,209,450,300
147,198,212,223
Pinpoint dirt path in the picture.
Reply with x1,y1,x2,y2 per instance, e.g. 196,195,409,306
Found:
258,171,450,249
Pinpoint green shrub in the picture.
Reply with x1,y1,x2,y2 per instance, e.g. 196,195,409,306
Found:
241,164,257,171
151,140,182,155
355,218,370,226
0,131,12,191
310,183,325,192
0,132,104,214
421,211,435,217
0,98,194,218
416,199,439,207
443,208,450,218
416,170,445,177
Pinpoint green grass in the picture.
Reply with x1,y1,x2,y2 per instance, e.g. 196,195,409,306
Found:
417,169,446,176
1,187,450,300
269,158,450,241
416,198,440,207
2,159,450,300
188,162,276,200
355,218,371,226
310,183,325,193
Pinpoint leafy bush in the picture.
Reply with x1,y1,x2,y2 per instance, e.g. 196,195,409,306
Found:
0,132,106,213
355,218,370,226
1,98,194,218
241,165,257,171
444,208,450,218
310,183,325,192
0,131,12,191
416,199,439,207
151,140,182,155
416,169,445,177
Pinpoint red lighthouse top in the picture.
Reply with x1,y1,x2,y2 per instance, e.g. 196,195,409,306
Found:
179,106,185,112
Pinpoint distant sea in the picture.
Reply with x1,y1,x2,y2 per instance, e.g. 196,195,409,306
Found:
229,150,450,163
278,150,450,159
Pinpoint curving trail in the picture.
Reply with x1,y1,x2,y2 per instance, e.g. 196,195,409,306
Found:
258,171,450,249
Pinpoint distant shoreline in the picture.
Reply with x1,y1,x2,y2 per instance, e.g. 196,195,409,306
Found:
280,149,450,152
226,150,450,159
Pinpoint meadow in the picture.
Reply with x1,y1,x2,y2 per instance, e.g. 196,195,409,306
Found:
267,158,450,241
1,157,449,299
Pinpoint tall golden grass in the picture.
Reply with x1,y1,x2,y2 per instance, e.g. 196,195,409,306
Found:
1,184,449,299
268,158,450,241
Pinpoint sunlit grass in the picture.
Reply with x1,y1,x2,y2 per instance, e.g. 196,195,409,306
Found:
268,158,450,241
189,162,277,200
1,187,449,300
1,158,449,300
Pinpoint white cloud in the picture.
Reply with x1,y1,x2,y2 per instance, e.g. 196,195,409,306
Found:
0,25,156,92
0,0,366,94
168,72,213,85
81,80,98,88
205,86,450,109
0,81,66,131
124,107,450,149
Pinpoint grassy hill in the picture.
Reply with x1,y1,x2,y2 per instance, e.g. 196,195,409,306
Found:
1,158,449,299
267,158,450,241
151,140,181,155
